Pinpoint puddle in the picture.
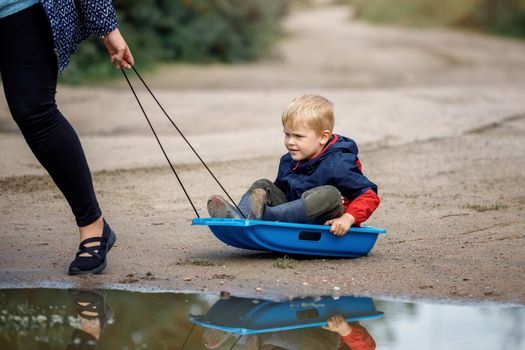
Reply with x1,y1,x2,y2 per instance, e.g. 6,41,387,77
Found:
0,289,523,349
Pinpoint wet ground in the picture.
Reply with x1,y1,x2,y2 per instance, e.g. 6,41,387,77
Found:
1,288,524,350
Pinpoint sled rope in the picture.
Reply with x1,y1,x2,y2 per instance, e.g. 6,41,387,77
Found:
179,323,195,350
122,67,245,218
229,335,242,349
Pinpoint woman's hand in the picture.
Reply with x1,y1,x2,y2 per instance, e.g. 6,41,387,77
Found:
325,213,355,236
102,28,134,69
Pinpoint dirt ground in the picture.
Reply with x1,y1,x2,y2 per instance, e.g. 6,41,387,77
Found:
1,1,524,304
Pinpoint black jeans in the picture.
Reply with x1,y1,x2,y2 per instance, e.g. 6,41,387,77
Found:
0,4,101,227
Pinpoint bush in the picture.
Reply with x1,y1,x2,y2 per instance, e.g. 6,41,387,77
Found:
61,0,287,84
348,0,525,39
468,0,525,38
348,0,477,26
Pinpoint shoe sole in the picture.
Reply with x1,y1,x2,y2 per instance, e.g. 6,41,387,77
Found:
68,230,117,275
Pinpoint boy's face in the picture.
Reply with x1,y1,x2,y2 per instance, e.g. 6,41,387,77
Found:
283,122,331,161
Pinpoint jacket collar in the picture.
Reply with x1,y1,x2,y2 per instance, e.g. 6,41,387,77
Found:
292,134,339,172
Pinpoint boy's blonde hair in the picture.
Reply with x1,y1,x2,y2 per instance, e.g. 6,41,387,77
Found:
282,94,334,135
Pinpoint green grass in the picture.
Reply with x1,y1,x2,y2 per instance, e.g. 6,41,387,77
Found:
348,0,477,26
176,258,220,266
464,202,511,212
347,0,525,39
273,255,297,269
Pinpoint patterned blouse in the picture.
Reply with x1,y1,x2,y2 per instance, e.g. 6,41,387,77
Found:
39,0,119,72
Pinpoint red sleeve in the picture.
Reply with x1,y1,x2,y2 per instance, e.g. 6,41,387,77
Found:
341,324,376,350
343,189,380,226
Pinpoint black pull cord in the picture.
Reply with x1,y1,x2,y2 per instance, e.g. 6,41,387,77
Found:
179,323,196,350
228,334,242,350
124,65,245,218
121,69,200,218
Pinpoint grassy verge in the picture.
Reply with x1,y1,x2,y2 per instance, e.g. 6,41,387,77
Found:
346,0,525,39
464,203,511,212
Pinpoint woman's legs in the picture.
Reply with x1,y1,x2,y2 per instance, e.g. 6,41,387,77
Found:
0,4,102,226
0,5,111,272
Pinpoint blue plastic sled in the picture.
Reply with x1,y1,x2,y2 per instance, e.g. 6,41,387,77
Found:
192,218,386,257
191,295,384,335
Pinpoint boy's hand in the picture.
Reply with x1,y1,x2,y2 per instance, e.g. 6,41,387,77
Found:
323,315,352,336
325,213,355,236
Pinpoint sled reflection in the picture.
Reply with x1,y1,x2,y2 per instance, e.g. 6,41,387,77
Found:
190,295,382,349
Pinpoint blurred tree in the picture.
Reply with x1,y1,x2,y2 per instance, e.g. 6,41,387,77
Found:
348,0,525,39
471,0,525,37
61,0,287,84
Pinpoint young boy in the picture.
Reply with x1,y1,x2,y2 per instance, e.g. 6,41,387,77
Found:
208,94,380,236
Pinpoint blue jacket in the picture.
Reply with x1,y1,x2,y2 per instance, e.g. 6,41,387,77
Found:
274,134,378,202
39,0,118,72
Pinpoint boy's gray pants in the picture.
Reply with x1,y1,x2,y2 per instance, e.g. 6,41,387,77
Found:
247,179,345,224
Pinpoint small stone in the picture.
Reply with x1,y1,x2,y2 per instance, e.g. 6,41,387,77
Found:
255,287,262,292
302,282,308,286
184,277,192,281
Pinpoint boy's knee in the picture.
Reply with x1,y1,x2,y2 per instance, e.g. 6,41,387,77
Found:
302,186,344,222
302,185,340,202
248,178,274,192
302,185,343,210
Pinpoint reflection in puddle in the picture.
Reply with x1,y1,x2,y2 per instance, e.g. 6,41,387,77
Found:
192,295,381,349
0,289,523,349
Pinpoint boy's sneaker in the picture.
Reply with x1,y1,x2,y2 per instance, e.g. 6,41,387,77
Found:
207,195,242,219
246,188,267,219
